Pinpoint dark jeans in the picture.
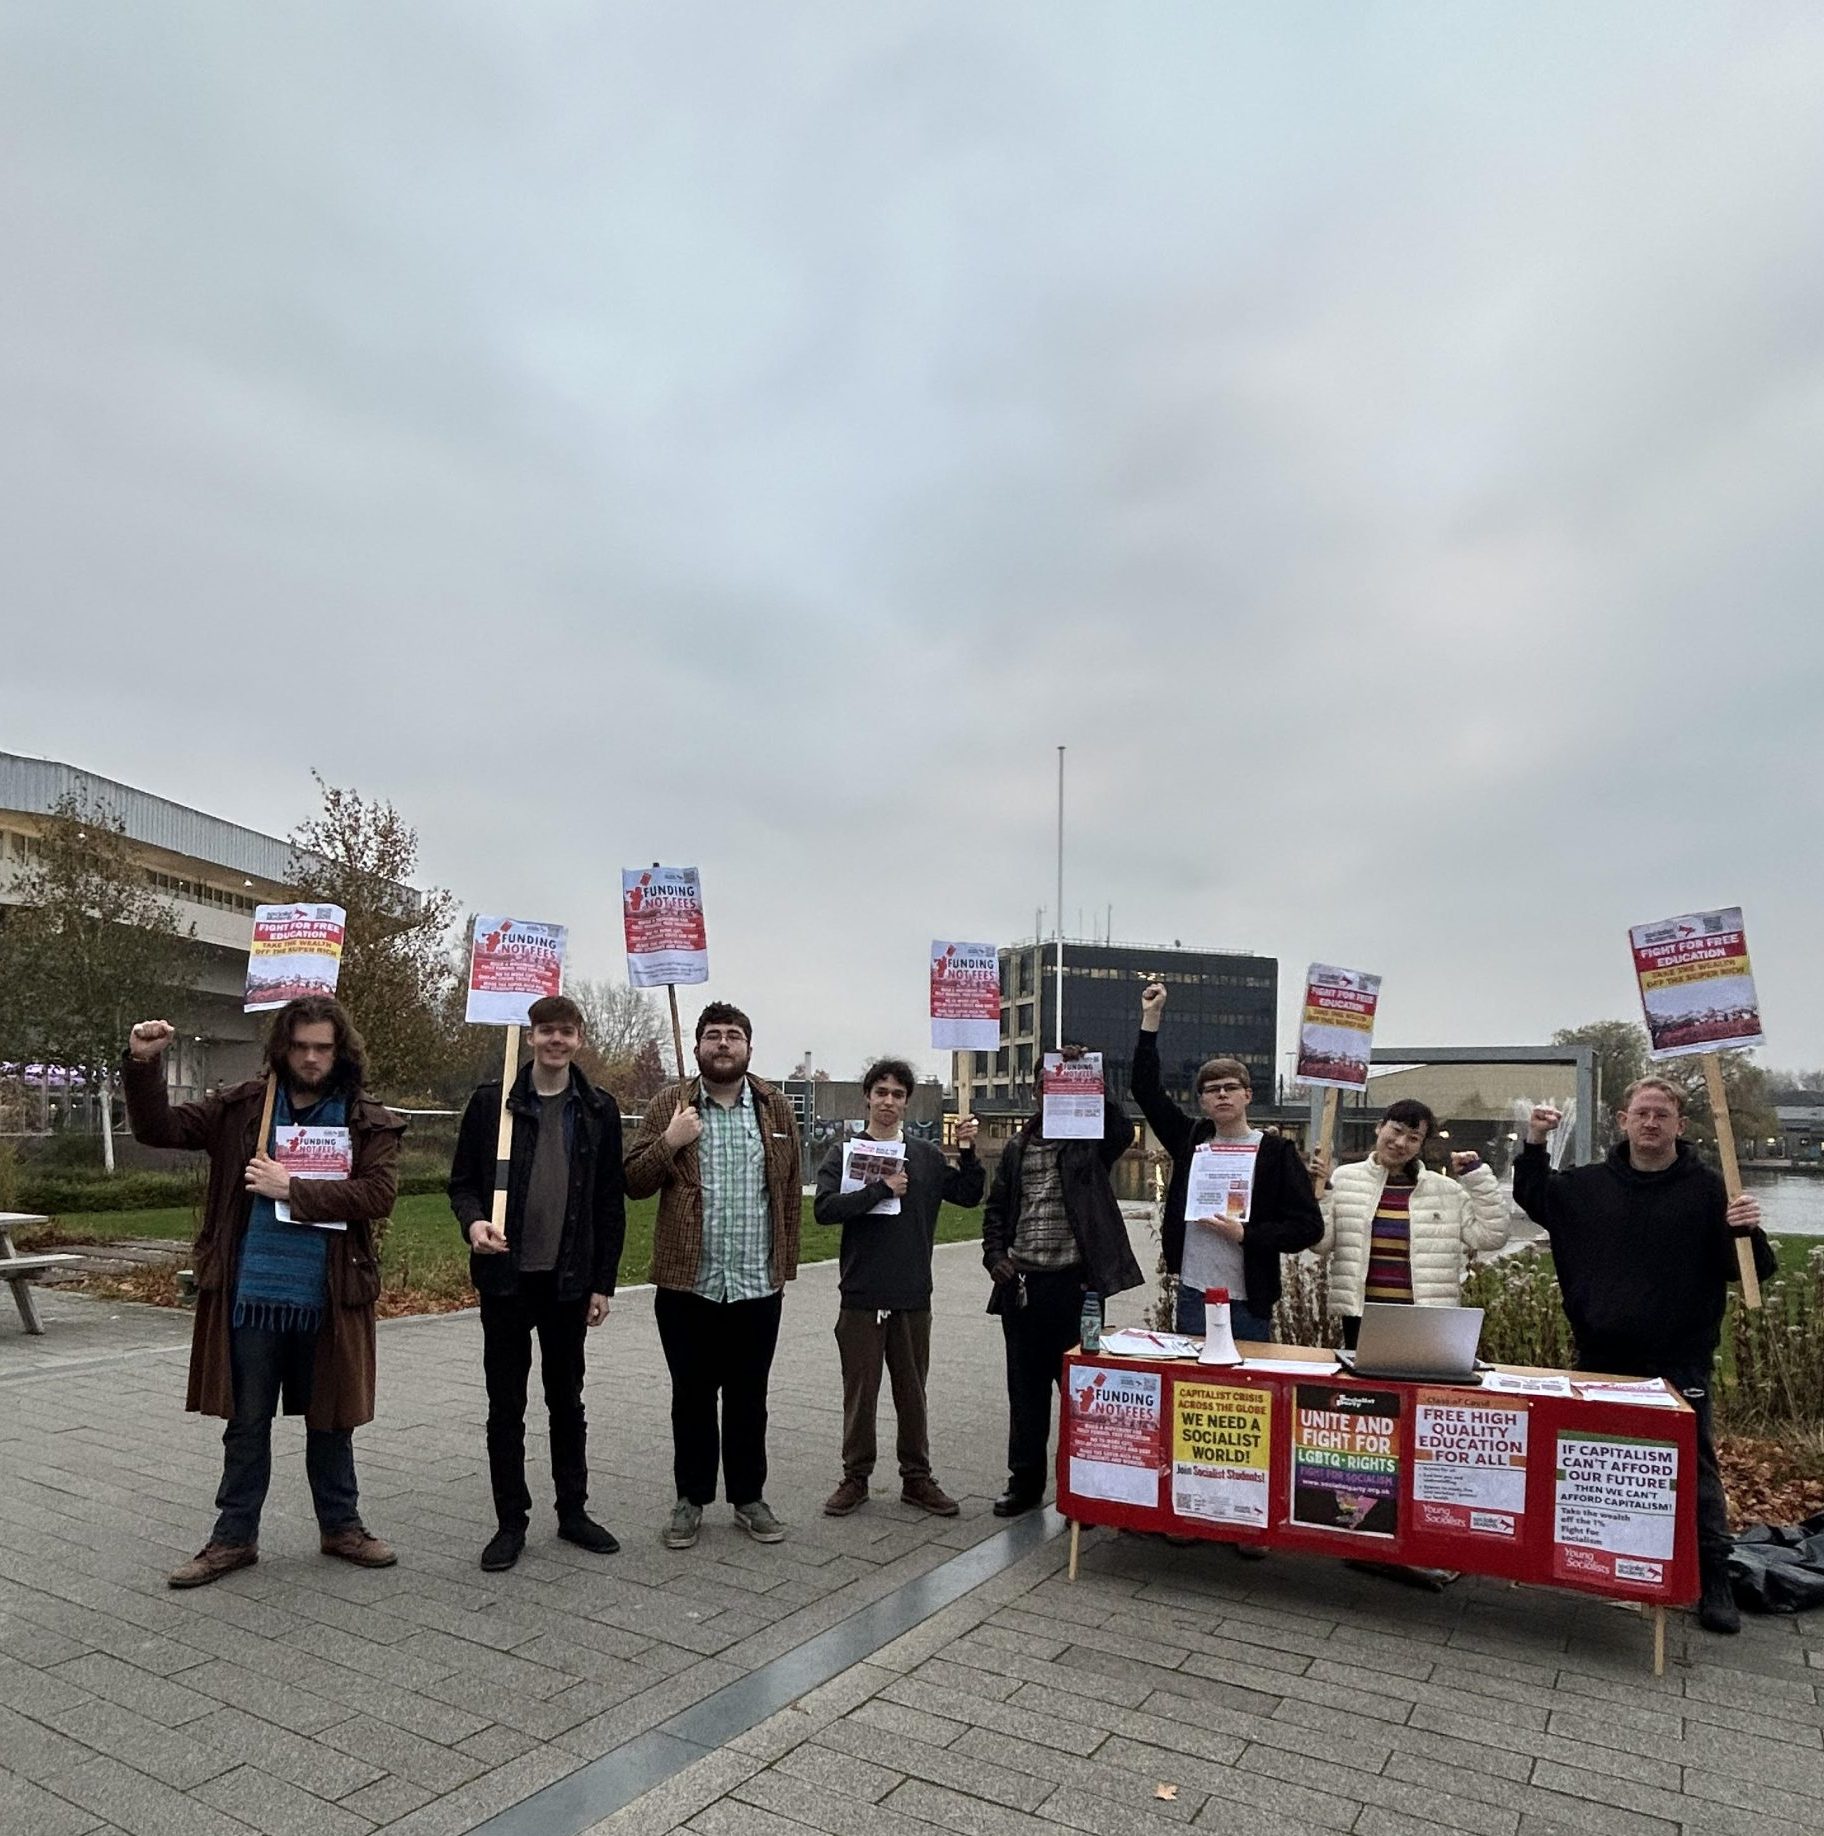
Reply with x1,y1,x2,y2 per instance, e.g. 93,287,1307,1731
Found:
1175,1280,1273,1343
213,1323,359,1546
1001,1267,1086,1493
1579,1342,1730,1577
480,1273,590,1531
835,1307,932,1481
654,1287,783,1507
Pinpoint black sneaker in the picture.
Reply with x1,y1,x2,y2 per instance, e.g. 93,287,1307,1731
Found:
480,1527,525,1572
1698,1572,1741,1635
558,1513,621,1555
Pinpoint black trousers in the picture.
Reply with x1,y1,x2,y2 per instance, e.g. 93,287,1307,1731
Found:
1579,1341,1730,1577
479,1274,590,1531
1000,1267,1085,1492
653,1287,783,1507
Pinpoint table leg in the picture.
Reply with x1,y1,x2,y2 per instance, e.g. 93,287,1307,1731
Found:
1652,1605,1666,1677
8,1276,44,1336
1068,1520,1080,1583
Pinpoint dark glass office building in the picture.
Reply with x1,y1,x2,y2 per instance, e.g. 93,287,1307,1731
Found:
965,940,1278,1115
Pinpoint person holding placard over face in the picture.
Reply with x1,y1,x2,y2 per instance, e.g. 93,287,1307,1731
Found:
1132,981,1323,1343
1515,1081,1773,1634
449,994,626,1571
122,1002,402,1587
625,1003,802,1550
812,1058,985,1518
982,1044,1142,1518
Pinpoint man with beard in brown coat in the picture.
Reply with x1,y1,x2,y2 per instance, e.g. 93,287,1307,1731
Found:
124,999,402,1587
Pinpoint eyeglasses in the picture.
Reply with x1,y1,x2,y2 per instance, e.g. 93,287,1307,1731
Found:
1200,1081,1249,1097
698,1030,747,1045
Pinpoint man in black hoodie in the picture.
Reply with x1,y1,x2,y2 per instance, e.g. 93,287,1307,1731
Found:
449,995,626,1571
1132,981,1323,1340
1515,1078,1771,1635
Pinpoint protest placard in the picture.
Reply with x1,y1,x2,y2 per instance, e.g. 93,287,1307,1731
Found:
1552,1431,1678,1587
1296,964,1381,1090
1041,1052,1104,1139
466,916,567,1026
1630,908,1763,1059
1291,1383,1403,1537
1186,1139,1258,1224
1411,1392,1528,1539
930,941,1001,1053
244,904,345,1012
1066,1365,1163,1507
1629,906,1764,1306
622,868,708,988
1172,1381,1272,1529
272,1125,352,1232
840,1137,906,1217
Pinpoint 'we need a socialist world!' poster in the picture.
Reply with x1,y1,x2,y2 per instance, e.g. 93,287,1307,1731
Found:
623,868,709,988
1629,907,1764,1060
466,917,566,1026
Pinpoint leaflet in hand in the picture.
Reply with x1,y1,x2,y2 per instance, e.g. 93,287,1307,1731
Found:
1041,1052,1104,1139
1186,1139,1258,1224
273,1126,351,1231
841,1138,906,1216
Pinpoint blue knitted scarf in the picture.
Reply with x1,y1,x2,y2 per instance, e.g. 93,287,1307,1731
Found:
233,1086,348,1333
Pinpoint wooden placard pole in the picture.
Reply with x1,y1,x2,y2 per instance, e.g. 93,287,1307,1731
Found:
1310,1087,1340,1193
255,1071,278,1152
490,1024,520,1237
667,986,687,1083
1701,1052,1760,1310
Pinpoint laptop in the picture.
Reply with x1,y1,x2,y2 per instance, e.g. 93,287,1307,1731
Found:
1336,1303,1485,1384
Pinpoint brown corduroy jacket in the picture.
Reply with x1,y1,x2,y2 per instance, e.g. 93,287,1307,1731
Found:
122,1054,402,1432
624,1076,802,1292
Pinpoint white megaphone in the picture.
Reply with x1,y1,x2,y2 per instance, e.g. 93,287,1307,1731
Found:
1199,1287,1241,1366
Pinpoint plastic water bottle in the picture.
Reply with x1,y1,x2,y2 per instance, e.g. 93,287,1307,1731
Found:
1080,1290,1103,1354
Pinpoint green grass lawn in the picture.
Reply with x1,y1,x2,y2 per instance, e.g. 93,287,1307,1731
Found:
37,1193,989,1294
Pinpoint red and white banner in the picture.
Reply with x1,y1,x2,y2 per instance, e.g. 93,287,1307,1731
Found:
622,867,708,988
1629,907,1764,1059
244,904,346,1012
1295,964,1380,1090
466,915,567,1026
930,941,1001,1052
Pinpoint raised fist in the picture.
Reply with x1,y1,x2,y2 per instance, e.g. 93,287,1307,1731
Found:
129,1020,176,1062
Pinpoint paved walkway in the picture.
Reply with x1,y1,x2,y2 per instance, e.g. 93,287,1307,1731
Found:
2,1228,1822,1836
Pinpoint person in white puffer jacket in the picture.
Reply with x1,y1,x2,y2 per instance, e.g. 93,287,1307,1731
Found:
1310,1099,1511,1348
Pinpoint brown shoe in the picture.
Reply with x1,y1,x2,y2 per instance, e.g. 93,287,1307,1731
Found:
822,1476,869,1516
168,1542,257,1589
901,1476,960,1517
320,1527,397,1568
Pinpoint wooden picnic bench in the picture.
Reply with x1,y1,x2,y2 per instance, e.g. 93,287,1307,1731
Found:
0,1212,81,1335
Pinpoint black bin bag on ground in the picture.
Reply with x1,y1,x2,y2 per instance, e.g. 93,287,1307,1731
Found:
1728,1511,1824,1613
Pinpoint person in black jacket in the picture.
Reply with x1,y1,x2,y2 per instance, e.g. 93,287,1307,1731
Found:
982,1047,1142,1517
1515,1079,1772,1636
812,1058,985,1519
449,995,626,1571
1132,981,1323,1340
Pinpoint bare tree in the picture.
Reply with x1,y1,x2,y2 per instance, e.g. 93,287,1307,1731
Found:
569,977,662,1064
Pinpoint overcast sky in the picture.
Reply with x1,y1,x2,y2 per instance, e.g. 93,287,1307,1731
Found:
6,2,1822,1082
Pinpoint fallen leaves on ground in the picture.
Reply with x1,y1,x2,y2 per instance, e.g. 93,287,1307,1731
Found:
1719,1433,1824,1531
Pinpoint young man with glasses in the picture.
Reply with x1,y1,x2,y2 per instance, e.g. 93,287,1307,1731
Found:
625,1003,802,1550
1516,1079,1773,1635
1132,981,1323,1341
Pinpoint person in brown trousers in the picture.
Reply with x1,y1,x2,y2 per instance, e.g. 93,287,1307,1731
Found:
812,1058,983,1517
123,1000,402,1587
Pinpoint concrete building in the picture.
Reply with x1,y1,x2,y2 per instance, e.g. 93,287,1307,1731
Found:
2,752,310,1100
1770,1089,1824,1165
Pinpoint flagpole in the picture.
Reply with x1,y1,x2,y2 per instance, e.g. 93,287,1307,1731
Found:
1054,744,1065,1050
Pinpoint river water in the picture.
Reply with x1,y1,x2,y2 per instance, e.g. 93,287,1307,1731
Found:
1740,1169,1824,1238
